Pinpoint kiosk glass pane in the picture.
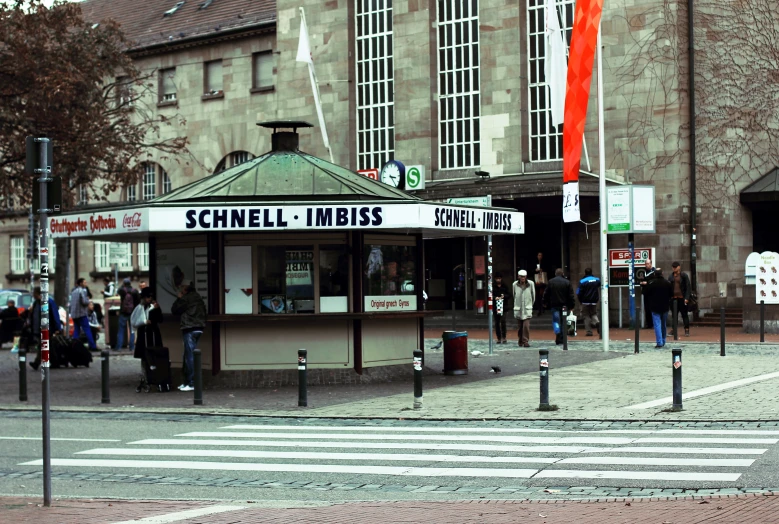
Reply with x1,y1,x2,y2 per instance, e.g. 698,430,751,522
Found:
363,244,417,312
257,245,315,314
320,245,349,313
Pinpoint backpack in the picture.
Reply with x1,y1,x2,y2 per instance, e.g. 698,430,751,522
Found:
121,288,135,315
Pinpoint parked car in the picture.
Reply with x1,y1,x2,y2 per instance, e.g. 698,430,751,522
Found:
0,289,33,315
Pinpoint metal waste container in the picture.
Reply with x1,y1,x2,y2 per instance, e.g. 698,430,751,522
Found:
442,330,468,375
108,306,122,349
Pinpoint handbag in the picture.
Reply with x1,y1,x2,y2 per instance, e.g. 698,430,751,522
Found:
687,293,699,313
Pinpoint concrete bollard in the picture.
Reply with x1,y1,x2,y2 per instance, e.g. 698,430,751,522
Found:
413,349,423,409
672,348,683,411
720,306,726,357
19,348,27,402
194,348,203,405
101,350,110,404
298,349,308,407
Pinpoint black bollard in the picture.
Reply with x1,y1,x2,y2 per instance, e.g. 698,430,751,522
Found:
672,300,678,341
19,348,27,402
537,350,557,411
298,349,308,407
760,300,765,343
194,348,203,405
413,349,423,409
562,307,568,351
720,306,726,357
635,305,641,354
101,350,110,404
672,348,683,411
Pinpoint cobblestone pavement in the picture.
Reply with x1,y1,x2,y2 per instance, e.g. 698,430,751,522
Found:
4,494,779,523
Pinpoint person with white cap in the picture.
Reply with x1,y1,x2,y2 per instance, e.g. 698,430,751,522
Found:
512,269,536,347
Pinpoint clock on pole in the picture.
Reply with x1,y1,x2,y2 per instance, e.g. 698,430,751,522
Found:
379,160,405,189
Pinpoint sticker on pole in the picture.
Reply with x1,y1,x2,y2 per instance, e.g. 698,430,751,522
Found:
673,360,681,369
413,357,422,371
540,359,549,368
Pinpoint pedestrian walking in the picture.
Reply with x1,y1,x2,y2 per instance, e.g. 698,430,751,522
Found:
668,261,692,337
171,283,206,392
492,272,511,344
117,278,139,351
512,270,535,347
102,276,116,298
577,268,601,336
543,268,575,345
645,268,673,348
70,277,96,350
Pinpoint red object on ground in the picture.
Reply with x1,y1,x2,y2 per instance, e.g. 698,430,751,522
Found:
442,331,468,375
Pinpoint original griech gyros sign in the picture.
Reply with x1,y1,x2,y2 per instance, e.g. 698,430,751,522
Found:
49,204,524,238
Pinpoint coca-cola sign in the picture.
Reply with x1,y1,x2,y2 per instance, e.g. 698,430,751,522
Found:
123,212,142,231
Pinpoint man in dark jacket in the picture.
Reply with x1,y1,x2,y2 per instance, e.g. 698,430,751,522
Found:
577,268,600,336
171,283,206,392
645,268,673,347
668,261,692,337
638,259,657,329
543,268,576,345
117,278,140,351
0,300,20,344
492,272,512,344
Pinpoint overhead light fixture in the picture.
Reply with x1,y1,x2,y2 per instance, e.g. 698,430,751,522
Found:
475,170,490,180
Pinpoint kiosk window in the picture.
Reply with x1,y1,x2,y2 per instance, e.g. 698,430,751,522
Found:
319,245,349,313
257,245,315,314
363,244,417,312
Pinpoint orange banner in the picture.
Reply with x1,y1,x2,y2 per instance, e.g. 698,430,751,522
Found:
562,0,604,184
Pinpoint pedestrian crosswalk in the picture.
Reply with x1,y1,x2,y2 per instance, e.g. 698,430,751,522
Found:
18,423,777,484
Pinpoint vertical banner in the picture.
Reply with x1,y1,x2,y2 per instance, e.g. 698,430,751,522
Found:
562,0,604,222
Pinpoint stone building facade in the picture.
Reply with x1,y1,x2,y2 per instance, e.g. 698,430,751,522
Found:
2,0,776,321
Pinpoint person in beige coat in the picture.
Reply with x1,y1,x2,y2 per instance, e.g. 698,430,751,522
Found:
512,269,536,347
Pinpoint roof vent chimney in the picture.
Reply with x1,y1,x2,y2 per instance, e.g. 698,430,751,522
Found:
258,120,312,152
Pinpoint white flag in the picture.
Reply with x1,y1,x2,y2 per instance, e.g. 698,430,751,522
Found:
562,181,581,222
296,14,313,65
297,8,333,162
545,0,568,127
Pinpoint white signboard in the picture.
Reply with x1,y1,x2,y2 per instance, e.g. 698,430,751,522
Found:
562,182,581,223
755,251,779,304
447,195,492,207
364,295,417,312
50,209,147,238
108,243,131,267
224,246,252,314
606,185,656,234
609,248,657,268
405,165,425,190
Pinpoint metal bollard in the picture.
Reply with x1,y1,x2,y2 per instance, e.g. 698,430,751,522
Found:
101,350,110,404
19,348,27,402
561,307,568,351
760,300,765,343
634,306,640,354
672,348,683,411
537,350,557,411
672,300,679,341
413,349,423,409
298,349,308,407
720,306,726,357
194,348,203,405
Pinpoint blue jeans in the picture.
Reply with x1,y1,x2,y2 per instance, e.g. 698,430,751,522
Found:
182,330,202,387
116,314,134,351
73,316,96,350
551,308,562,335
652,312,667,347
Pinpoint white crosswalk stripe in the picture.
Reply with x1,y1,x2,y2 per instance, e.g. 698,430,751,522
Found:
17,424,774,484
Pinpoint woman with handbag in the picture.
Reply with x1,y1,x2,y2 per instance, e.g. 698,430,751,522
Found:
132,288,164,390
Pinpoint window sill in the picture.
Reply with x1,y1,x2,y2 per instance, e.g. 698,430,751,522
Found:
156,100,178,108
201,92,224,101
250,86,275,94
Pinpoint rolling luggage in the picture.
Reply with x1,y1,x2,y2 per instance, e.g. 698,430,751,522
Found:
65,337,93,367
49,333,71,368
135,324,171,393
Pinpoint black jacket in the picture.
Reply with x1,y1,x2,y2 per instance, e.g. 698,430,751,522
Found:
543,275,575,310
667,271,691,301
645,277,673,314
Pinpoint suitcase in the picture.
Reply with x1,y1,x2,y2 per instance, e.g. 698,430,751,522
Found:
49,334,71,369
138,347,172,393
65,337,93,367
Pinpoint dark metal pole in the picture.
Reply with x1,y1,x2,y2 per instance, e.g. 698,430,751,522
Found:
101,350,110,404
760,300,765,343
413,349,423,409
562,307,568,351
19,348,28,402
628,234,635,329
538,350,555,411
635,303,640,354
193,348,203,405
720,306,726,357
672,348,683,411
672,299,679,341
298,349,308,407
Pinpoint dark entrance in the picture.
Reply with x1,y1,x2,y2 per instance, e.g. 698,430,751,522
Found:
741,167,779,253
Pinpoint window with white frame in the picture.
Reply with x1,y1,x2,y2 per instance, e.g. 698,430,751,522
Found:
356,0,395,171
526,0,574,161
10,236,25,274
438,0,481,170
127,184,137,202
138,243,149,271
163,171,172,194
159,67,177,102
95,241,133,272
77,185,88,206
142,163,156,200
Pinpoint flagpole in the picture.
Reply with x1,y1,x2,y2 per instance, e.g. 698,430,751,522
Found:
298,7,335,163
597,22,609,352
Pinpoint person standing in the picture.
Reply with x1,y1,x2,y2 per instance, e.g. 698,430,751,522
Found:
87,302,102,346
117,278,139,351
543,268,575,345
638,259,657,329
70,277,96,350
645,268,673,347
668,261,692,337
534,252,548,315
492,272,511,344
512,270,535,347
0,299,20,345
577,268,601,336
171,283,206,392
102,276,116,298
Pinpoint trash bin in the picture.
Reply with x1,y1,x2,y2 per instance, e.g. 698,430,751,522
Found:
442,330,468,375
108,306,122,349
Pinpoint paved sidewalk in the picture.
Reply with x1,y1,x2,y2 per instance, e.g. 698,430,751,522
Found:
4,494,779,523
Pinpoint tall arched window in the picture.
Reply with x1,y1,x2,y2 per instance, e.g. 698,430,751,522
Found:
215,151,255,173
132,162,168,201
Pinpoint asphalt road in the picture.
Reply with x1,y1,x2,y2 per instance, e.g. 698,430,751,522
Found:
2,412,779,503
